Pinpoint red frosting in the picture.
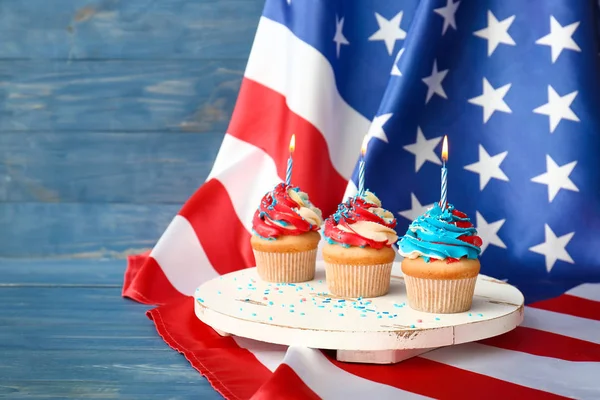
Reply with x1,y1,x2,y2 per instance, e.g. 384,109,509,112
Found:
252,183,320,239
324,196,397,250
430,208,483,263
450,208,483,248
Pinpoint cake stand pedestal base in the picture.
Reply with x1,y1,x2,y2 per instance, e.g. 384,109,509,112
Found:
336,348,438,364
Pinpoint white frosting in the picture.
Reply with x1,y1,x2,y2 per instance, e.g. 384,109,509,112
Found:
266,218,295,230
338,221,398,245
362,191,382,207
368,207,395,225
288,188,323,227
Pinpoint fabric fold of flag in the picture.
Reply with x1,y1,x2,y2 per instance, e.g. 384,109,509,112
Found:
122,0,600,398
133,292,600,399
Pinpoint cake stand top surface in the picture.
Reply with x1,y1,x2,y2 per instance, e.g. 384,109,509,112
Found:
194,262,524,351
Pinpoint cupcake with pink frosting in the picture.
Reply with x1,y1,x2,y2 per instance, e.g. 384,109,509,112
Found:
322,190,398,298
251,182,323,283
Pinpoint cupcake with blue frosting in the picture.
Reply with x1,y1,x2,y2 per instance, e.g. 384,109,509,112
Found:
397,203,482,313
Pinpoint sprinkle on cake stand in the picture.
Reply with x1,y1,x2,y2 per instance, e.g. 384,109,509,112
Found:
194,261,524,364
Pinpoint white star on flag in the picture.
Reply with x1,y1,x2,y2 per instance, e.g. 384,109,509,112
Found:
391,48,405,76
422,60,449,103
464,144,509,190
398,193,434,221
533,85,579,133
531,155,579,202
434,0,461,35
535,16,581,63
368,11,407,55
403,127,442,172
468,78,512,123
365,113,393,144
474,11,516,56
529,224,575,272
333,15,350,58
475,212,506,254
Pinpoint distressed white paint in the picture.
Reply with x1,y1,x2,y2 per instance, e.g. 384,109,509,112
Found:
194,261,524,361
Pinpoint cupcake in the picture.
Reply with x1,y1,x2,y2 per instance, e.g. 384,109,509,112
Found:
397,203,483,313
251,182,323,283
322,191,398,298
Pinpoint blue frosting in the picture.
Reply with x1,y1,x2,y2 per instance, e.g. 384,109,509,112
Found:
397,203,481,261
325,236,351,248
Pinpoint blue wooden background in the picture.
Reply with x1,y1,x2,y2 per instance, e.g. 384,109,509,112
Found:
0,1,264,398
0,0,264,258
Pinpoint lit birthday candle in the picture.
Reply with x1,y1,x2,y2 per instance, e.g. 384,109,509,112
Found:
285,134,295,186
440,135,448,211
358,136,368,195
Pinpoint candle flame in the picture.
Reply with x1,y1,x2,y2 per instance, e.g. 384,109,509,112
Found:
289,134,296,153
441,135,448,162
361,136,368,156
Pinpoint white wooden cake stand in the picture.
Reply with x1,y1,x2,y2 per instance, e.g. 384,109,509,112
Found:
194,261,524,364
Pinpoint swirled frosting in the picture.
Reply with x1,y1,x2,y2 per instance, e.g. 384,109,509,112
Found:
397,203,482,262
324,191,398,249
252,183,323,239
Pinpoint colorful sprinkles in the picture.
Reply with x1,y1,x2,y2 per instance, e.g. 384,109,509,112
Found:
202,273,495,333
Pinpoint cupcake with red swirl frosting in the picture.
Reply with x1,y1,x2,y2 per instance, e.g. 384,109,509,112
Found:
251,182,323,283
397,203,483,313
322,190,398,298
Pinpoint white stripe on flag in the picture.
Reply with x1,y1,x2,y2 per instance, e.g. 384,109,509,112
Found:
343,180,358,201
206,135,334,262
150,215,219,295
283,347,431,400
567,283,600,302
208,134,281,232
523,306,600,344
233,339,431,399
423,342,600,399
245,17,371,180
232,336,286,372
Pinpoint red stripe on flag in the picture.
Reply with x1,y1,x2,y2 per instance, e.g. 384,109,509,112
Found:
528,294,600,321
250,364,321,400
228,78,348,218
480,327,600,362
122,252,185,305
327,353,568,400
148,297,272,400
179,179,255,275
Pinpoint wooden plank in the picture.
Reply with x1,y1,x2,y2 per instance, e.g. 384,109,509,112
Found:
0,287,164,348
0,259,126,286
0,287,162,350
1,286,147,319
0,348,203,378
0,286,223,399
0,131,222,204
0,60,244,132
0,265,165,352
0,0,262,60
0,381,222,400
0,203,179,258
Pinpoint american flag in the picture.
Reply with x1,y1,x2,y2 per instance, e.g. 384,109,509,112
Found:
123,0,600,398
